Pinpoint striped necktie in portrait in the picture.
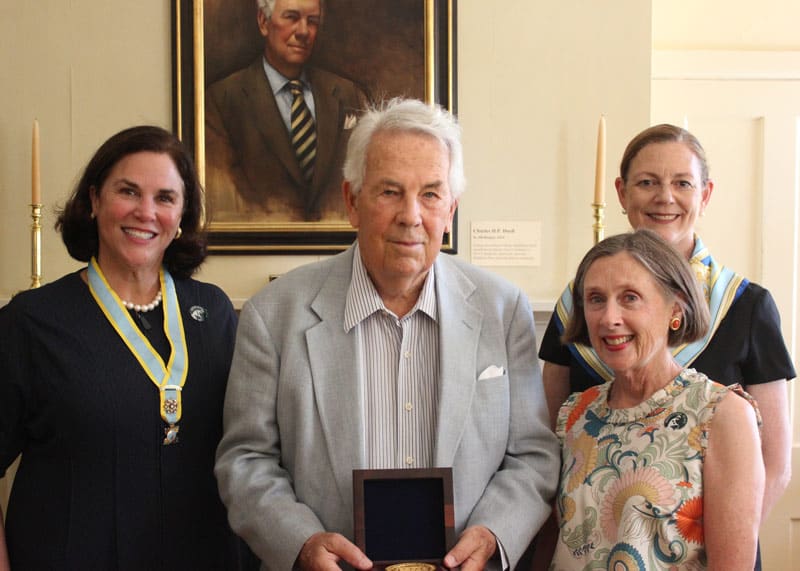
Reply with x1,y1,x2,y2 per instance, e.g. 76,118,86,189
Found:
288,79,317,183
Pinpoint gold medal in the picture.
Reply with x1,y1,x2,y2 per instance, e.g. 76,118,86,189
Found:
385,564,436,571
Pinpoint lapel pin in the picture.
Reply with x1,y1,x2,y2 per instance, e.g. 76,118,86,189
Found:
190,305,208,322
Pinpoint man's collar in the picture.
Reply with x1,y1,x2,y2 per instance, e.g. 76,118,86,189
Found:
262,56,309,95
344,243,438,331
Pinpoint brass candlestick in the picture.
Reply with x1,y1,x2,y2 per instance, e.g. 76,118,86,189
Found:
30,203,42,288
592,201,605,245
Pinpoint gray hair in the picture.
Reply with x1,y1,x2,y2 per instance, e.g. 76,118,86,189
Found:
257,0,324,20
562,229,710,348
256,0,276,19
342,98,466,200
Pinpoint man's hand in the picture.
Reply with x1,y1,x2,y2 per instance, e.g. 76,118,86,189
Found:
295,532,373,571
443,525,498,570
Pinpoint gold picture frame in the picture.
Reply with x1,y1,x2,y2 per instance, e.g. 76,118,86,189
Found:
172,0,457,254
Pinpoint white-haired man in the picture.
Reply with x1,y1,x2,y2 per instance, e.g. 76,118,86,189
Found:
215,98,559,570
205,0,366,222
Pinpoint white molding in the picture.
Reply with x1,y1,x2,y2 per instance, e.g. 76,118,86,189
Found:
653,50,800,81
530,300,555,313
531,300,554,348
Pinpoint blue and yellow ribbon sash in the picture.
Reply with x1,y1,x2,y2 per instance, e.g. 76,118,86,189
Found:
87,257,188,444
554,235,748,383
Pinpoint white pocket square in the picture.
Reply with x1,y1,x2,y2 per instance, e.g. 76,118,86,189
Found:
478,365,506,380
343,114,358,130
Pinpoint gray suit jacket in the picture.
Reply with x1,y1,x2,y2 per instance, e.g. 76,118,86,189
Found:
205,59,366,222
215,247,559,569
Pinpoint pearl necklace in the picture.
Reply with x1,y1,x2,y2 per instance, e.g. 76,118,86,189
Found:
121,291,162,313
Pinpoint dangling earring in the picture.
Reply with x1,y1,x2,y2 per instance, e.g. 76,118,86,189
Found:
90,212,96,220
175,227,183,239
669,316,682,331
621,209,627,215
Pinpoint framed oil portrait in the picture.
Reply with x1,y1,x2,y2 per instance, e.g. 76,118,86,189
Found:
172,0,457,254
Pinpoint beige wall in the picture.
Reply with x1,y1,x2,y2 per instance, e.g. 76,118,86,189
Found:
651,3,800,570
653,0,800,50
3,1,799,564
0,1,173,298
457,1,649,305
3,2,799,303
0,0,650,307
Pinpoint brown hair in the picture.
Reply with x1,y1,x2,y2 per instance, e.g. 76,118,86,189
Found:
56,126,206,279
619,124,710,184
562,229,709,348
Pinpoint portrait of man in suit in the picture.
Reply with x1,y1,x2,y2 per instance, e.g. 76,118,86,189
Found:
205,0,367,223
215,99,559,570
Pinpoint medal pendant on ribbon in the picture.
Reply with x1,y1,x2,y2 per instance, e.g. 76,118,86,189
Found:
164,424,180,445
87,258,189,447
162,395,181,445
164,397,178,415
160,386,183,446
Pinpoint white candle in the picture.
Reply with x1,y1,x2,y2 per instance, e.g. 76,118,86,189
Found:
594,115,606,205
32,119,41,204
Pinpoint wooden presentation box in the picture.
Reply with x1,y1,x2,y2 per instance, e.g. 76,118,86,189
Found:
353,467,455,571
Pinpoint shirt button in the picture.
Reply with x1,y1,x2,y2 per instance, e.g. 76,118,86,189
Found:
404,351,411,359
404,402,413,411
405,456,414,466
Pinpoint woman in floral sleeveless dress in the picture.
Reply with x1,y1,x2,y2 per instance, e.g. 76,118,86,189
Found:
548,230,763,571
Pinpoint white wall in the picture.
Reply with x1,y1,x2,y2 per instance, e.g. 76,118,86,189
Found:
651,3,800,569
4,2,798,302
652,0,800,50
457,1,649,306
0,1,173,297
0,1,651,308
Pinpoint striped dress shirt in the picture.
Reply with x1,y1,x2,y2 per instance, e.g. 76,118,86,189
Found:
344,245,440,469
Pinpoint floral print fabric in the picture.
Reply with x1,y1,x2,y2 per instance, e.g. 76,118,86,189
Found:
550,369,758,570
